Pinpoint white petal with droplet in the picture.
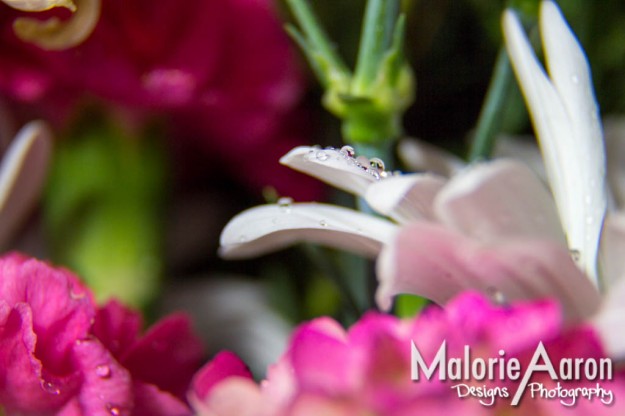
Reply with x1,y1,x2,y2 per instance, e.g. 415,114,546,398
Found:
503,3,607,284
280,146,381,197
220,202,398,259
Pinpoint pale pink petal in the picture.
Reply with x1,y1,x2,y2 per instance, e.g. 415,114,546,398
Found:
599,212,625,289
397,138,465,176
593,274,625,361
0,121,52,249
434,159,566,244
280,146,382,196
192,378,262,416
365,173,447,223
376,223,601,321
219,203,397,260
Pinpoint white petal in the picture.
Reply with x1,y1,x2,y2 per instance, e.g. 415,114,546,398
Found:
599,212,625,289
397,138,465,176
503,4,607,284
434,159,566,244
219,202,398,259
364,173,446,223
280,146,381,197
0,121,52,248
3,0,75,11
593,275,625,360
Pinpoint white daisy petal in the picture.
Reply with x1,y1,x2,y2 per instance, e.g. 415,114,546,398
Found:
219,202,398,260
3,0,75,11
503,3,607,284
280,146,382,197
434,159,566,244
397,138,464,176
364,173,447,223
0,121,52,248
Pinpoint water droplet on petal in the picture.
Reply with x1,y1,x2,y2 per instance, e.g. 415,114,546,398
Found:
238,235,248,243
70,289,86,300
95,364,111,379
486,287,508,306
271,217,280,225
586,216,594,225
571,74,579,84
570,249,581,262
340,145,356,158
106,403,125,416
277,197,293,207
316,150,329,161
41,380,60,395
319,220,328,227
369,157,386,172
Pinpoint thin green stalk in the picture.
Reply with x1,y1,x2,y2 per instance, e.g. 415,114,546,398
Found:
468,47,515,162
353,0,400,93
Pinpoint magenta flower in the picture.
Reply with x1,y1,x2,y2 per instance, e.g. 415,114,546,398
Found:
191,292,625,415
0,0,321,200
0,252,204,415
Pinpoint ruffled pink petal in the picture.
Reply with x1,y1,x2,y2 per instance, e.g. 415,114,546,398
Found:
68,336,134,416
120,313,204,399
288,317,358,395
133,381,192,416
191,351,252,402
91,299,142,358
376,223,600,321
0,302,79,413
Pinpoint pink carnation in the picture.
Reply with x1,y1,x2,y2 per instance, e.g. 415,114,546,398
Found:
192,292,625,415
0,252,204,415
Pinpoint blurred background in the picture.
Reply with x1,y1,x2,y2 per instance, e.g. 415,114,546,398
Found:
0,0,624,375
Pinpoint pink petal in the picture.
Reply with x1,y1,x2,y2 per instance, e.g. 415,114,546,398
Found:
191,351,252,401
434,160,566,244
133,381,192,416
0,302,79,413
120,313,204,399
376,223,600,321
69,337,134,416
91,299,142,358
191,377,262,416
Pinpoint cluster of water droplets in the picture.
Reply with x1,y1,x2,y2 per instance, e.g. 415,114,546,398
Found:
305,145,394,181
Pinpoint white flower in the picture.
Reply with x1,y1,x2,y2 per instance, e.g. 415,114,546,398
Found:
0,121,52,249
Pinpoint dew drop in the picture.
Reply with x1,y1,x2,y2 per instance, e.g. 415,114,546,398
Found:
570,249,581,262
277,197,293,208
319,220,328,227
95,364,111,379
586,216,594,225
486,287,507,306
238,235,248,243
571,74,579,84
41,380,60,395
584,195,592,205
271,217,280,225
70,289,86,300
106,403,125,416
369,157,386,172
316,150,329,161
340,145,356,158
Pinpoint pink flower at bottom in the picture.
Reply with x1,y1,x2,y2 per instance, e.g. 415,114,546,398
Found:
0,253,204,415
191,292,625,415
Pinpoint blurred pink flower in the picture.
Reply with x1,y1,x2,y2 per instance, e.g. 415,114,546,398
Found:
191,292,625,415
0,252,203,415
0,0,321,200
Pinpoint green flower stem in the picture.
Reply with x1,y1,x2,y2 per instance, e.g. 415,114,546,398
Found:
468,47,515,162
353,0,400,93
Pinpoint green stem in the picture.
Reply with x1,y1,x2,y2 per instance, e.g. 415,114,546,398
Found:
468,47,515,162
353,0,400,93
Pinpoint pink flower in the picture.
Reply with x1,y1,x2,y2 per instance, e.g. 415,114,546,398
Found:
0,252,204,415
192,292,625,415
0,0,322,200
